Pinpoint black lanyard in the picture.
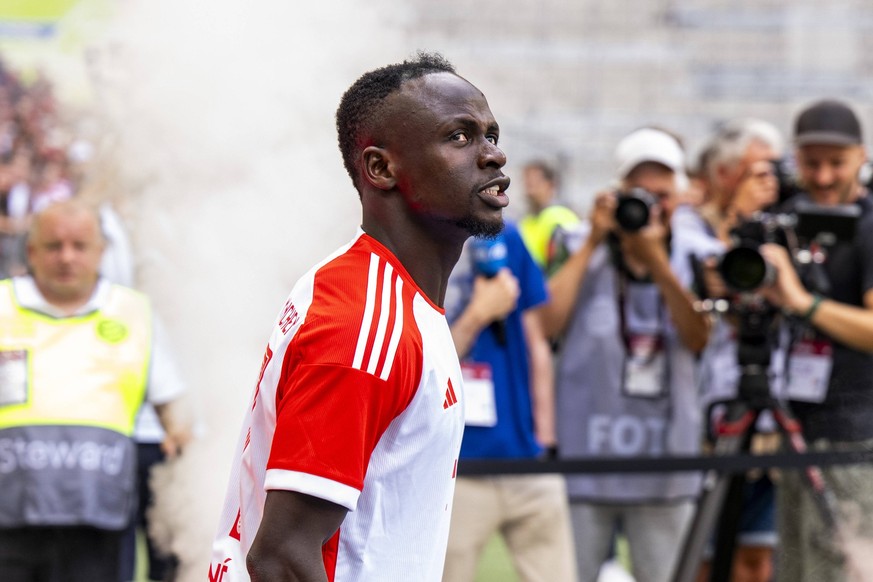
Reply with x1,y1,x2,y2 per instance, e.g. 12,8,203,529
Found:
616,270,666,353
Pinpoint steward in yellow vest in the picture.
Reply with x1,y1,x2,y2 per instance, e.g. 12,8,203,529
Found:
0,277,151,528
0,200,181,582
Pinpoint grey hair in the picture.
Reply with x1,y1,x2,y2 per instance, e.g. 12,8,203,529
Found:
706,118,785,178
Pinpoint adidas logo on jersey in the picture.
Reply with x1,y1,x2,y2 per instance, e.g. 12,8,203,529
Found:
443,378,459,410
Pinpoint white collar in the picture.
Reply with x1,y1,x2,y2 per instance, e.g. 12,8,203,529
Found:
12,276,111,318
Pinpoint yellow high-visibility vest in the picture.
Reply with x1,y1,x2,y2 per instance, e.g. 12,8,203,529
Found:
519,205,580,269
0,279,152,436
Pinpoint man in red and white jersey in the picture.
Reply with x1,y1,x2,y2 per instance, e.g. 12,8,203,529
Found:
210,52,510,582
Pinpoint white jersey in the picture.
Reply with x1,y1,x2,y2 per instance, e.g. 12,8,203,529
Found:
210,231,465,582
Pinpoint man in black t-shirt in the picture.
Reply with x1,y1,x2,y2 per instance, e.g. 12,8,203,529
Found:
758,99,873,582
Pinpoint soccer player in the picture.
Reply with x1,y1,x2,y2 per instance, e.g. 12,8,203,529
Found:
209,52,510,582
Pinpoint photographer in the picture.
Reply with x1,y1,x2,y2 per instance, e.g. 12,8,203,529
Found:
541,127,711,582
757,100,873,582
691,119,784,245
676,118,786,582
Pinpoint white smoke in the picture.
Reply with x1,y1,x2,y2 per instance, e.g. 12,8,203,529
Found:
86,1,417,579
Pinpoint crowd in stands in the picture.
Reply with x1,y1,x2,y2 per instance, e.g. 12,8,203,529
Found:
0,56,82,278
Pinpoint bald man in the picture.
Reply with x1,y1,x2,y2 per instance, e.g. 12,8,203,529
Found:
0,200,189,582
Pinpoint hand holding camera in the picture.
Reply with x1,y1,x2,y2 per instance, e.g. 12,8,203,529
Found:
587,191,617,247
614,187,658,233
757,243,814,316
716,202,859,297
612,188,670,272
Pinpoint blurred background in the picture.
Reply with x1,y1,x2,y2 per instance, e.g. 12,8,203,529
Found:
1,1,871,580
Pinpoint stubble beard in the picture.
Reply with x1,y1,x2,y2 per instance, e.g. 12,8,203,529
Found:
455,214,504,239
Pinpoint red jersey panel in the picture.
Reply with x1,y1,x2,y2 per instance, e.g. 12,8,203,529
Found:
210,231,465,582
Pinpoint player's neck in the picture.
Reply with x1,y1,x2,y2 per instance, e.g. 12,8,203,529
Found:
362,223,463,308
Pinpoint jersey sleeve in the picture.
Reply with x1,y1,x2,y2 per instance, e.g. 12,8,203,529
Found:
265,361,412,509
263,248,423,510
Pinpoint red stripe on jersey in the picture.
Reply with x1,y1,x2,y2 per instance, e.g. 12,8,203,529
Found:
371,269,399,376
251,344,273,411
323,529,340,581
359,258,386,373
228,509,241,541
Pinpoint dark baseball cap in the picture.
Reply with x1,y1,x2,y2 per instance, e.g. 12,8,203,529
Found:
794,99,863,146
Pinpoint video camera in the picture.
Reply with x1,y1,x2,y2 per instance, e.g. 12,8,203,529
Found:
702,201,860,408
718,201,861,294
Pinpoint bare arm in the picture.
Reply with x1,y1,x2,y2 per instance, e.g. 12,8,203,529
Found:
540,192,615,338
540,238,598,339
761,244,873,353
153,401,192,459
247,490,348,582
523,307,556,448
644,241,711,354
449,269,519,358
618,210,710,354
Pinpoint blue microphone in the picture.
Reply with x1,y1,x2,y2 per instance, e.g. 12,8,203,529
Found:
469,234,509,346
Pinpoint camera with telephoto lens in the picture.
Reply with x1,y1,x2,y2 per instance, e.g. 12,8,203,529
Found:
614,187,657,232
718,201,860,294
692,201,862,432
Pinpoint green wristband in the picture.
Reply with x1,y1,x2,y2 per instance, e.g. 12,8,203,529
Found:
802,294,823,320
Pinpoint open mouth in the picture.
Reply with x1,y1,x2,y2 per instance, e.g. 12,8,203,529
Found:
478,181,510,208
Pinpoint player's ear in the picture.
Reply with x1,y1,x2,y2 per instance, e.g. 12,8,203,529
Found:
362,146,397,191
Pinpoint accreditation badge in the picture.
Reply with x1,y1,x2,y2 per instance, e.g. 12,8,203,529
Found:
461,361,497,427
0,349,28,406
786,338,833,403
622,334,668,398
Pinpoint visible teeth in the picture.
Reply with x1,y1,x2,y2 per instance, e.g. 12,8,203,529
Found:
484,186,499,195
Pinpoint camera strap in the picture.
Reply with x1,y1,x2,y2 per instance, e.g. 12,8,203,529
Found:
617,273,669,399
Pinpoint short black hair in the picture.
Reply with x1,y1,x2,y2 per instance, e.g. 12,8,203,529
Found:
335,51,456,191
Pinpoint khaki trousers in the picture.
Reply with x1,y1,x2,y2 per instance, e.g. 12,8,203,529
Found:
443,474,578,582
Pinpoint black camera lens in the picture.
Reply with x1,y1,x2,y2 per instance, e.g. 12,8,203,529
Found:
719,246,774,292
615,188,656,232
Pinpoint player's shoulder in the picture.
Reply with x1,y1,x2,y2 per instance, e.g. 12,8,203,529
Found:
292,233,428,375
310,233,416,316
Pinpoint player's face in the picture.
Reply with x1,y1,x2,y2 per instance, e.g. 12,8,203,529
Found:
384,72,509,238
27,210,104,304
796,143,867,206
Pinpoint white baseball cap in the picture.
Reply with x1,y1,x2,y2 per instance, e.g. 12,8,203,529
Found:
615,127,685,179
